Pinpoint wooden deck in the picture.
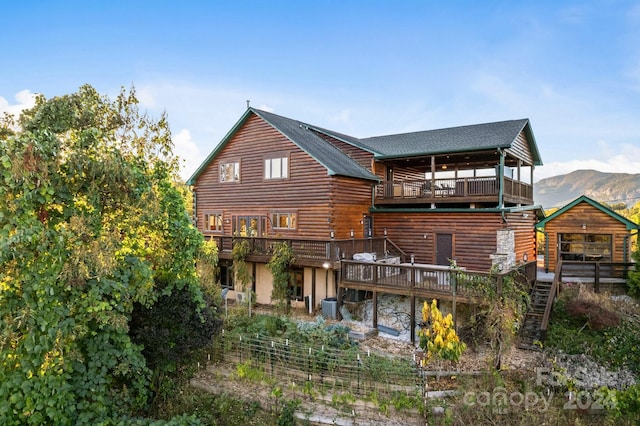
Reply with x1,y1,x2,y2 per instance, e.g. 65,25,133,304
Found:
339,260,536,343
340,261,491,304
557,260,632,294
207,236,407,268
374,176,533,206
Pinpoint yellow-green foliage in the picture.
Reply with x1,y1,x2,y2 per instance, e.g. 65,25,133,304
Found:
418,299,466,363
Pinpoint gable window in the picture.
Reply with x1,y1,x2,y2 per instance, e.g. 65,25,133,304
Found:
289,268,303,301
220,161,240,182
204,212,223,232
272,212,296,230
264,156,289,179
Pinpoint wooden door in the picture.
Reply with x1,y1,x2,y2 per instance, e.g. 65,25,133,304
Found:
363,215,373,238
436,233,453,266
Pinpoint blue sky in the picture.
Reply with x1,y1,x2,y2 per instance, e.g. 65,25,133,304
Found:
2,1,639,182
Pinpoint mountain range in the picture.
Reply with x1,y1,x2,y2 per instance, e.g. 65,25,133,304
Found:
533,169,640,210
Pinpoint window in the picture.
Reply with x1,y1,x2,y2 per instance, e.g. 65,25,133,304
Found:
559,233,612,262
204,212,223,232
271,212,296,230
220,161,240,182
234,216,260,237
289,268,303,301
264,156,289,179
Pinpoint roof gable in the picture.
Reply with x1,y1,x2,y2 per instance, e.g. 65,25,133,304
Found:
251,109,379,182
188,109,544,185
356,119,542,164
187,108,379,185
536,195,640,231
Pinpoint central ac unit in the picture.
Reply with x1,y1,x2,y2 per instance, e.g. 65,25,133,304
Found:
235,292,246,303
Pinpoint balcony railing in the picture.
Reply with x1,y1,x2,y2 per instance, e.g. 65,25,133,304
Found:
206,235,406,266
375,176,533,205
340,260,534,302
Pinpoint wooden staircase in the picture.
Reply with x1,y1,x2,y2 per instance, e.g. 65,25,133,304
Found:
518,271,560,351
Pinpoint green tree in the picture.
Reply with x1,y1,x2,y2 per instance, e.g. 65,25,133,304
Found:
0,85,214,424
232,239,253,316
267,241,295,314
627,247,640,298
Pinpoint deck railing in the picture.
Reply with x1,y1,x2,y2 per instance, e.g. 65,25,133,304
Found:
375,176,533,204
558,260,634,293
206,235,406,264
340,260,534,300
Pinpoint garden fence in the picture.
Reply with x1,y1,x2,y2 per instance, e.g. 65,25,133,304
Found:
220,331,424,400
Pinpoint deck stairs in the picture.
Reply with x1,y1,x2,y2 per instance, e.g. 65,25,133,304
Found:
518,279,554,351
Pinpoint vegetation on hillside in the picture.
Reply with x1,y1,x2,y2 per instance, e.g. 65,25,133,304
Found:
534,169,640,209
0,85,220,424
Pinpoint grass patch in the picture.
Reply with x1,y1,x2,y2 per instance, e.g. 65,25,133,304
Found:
545,286,640,375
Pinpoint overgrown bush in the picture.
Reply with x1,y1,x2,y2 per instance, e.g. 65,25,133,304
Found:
626,249,640,298
546,287,640,375
130,286,223,371
564,298,620,331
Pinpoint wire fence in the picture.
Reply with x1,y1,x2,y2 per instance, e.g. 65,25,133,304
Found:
220,332,424,400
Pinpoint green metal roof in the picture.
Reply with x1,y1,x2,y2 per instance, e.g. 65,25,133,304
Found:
536,195,640,231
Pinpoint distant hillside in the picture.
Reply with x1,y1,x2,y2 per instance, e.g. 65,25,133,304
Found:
534,169,640,209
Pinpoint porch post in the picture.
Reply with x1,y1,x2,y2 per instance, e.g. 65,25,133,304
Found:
498,149,505,208
410,295,416,344
311,267,316,314
336,279,343,320
372,290,378,330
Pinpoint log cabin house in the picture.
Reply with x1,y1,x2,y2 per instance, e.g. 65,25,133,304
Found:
536,195,639,274
187,108,543,337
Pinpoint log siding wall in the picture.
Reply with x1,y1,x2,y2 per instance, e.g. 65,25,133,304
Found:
542,202,632,272
373,210,537,271
194,114,373,240
505,130,534,165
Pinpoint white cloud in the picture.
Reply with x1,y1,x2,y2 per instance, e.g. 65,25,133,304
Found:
0,89,36,118
172,129,202,182
136,86,157,108
255,104,274,112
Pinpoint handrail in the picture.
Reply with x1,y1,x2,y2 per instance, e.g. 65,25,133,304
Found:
384,238,407,262
540,260,561,335
339,260,517,300
206,235,405,263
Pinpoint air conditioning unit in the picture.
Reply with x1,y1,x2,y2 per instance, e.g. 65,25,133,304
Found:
235,292,246,303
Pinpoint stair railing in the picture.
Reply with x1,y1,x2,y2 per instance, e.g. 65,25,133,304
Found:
539,259,562,339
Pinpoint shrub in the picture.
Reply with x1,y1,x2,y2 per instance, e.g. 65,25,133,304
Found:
564,298,621,331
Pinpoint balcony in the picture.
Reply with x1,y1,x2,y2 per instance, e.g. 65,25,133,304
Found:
374,176,533,207
207,236,406,268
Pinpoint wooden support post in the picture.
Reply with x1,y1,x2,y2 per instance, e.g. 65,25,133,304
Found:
594,262,600,293
452,278,457,330
410,295,416,344
336,281,343,321
372,291,378,329
311,267,316,314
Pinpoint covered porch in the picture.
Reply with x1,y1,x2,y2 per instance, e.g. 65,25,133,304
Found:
374,148,535,207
